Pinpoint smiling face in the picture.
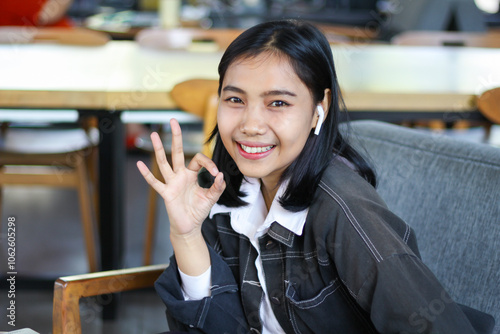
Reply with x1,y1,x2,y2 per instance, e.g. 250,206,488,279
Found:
217,52,320,192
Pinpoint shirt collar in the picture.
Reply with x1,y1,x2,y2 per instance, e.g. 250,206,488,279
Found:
210,177,308,238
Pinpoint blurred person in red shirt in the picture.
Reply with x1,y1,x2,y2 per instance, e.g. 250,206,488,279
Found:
0,0,74,27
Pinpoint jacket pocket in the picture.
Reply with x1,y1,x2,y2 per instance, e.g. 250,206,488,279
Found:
285,279,377,334
286,278,341,309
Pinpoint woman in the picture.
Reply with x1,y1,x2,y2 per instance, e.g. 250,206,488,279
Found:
137,20,476,334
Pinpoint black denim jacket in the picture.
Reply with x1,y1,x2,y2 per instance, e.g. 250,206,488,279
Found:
155,160,476,334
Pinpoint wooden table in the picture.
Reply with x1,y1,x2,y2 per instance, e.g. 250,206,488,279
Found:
2,41,499,115
1,41,499,276
331,44,500,123
0,41,221,110
3,41,499,111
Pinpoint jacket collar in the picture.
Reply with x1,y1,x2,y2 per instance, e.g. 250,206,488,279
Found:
210,177,309,243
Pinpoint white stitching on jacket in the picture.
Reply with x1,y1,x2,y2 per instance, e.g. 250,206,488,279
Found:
319,181,383,262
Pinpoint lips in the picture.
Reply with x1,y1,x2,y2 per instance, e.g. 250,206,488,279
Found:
240,144,274,154
237,142,276,160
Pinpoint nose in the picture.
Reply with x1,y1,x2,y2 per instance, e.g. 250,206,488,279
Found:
239,104,267,136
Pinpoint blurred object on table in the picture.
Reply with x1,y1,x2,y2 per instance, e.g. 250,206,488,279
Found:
0,0,74,27
135,26,243,51
377,0,487,40
84,9,159,39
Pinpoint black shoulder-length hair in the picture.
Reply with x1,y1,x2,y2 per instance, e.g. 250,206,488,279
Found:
208,19,376,212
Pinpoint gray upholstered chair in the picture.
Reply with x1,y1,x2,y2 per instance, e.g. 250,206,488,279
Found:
53,120,499,333
346,120,499,334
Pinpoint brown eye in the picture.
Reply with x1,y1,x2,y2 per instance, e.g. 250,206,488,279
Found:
226,97,243,104
270,100,289,107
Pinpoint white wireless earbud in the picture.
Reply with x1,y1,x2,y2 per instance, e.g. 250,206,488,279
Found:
314,105,325,136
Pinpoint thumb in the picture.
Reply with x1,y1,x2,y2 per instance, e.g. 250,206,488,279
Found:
205,172,226,204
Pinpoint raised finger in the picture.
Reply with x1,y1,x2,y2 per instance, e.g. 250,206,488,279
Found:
151,131,174,179
136,160,167,195
187,153,220,177
170,118,185,172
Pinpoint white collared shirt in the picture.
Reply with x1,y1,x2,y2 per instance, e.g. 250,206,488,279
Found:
179,177,309,334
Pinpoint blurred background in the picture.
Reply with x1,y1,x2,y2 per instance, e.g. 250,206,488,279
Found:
68,0,500,38
1,0,500,333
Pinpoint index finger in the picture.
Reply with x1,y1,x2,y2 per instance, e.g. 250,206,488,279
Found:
187,153,220,177
170,118,185,172
151,131,174,179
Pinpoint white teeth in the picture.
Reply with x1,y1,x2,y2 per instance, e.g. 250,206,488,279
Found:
240,144,274,154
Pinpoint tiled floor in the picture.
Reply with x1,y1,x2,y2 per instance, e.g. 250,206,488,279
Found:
0,124,499,334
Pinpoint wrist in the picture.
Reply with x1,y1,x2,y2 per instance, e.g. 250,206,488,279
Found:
170,229,210,276
169,226,203,244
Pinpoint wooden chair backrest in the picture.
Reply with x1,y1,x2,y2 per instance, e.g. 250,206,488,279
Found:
170,79,219,157
53,264,168,334
477,87,500,124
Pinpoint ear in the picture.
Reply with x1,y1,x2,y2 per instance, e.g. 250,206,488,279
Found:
312,88,331,130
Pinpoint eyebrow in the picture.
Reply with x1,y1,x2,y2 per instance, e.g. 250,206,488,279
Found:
222,85,245,94
262,90,297,97
222,85,297,97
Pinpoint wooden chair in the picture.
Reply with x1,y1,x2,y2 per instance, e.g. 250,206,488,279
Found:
475,87,500,142
477,87,500,125
142,79,219,265
52,264,167,334
135,27,243,51
0,118,100,272
0,28,108,272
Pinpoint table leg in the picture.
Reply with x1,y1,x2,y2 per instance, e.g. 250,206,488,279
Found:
96,110,125,319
